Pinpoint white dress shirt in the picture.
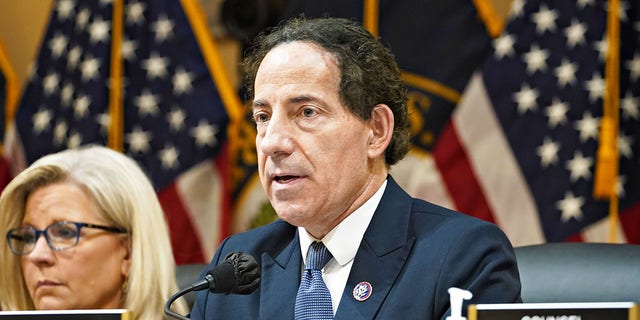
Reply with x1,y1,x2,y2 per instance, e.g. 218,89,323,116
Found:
298,180,387,314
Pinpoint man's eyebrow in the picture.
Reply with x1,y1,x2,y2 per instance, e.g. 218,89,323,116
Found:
252,95,322,109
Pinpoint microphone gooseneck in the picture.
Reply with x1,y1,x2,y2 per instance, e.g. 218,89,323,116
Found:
164,252,261,320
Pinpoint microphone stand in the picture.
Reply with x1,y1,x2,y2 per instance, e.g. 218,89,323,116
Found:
165,275,213,320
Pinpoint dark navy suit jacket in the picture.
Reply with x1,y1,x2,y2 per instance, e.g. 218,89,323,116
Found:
190,177,521,319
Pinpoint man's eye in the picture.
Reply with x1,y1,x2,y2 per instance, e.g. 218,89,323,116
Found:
302,108,316,117
253,113,269,123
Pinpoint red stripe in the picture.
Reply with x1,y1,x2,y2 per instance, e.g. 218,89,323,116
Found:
432,121,496,224
621,202,640,244
159,184,205,264
214,143,232,243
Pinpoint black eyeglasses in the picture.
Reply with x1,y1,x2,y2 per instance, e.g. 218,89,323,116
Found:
6,221,127,256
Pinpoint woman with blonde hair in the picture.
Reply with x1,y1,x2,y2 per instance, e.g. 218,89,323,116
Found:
0,145,187,319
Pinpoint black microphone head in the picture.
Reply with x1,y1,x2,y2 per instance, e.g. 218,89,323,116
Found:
207,252,261,294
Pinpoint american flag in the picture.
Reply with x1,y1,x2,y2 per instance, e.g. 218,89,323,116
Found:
429,0,640,245
12,0,240,263
0,40,17,192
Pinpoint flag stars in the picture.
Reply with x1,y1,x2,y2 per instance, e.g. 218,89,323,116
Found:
513,84,539,113
53,120,68,145
585,72,604,102
545,98,568,128
593,36,607,62
126,1,146,25
190,120,218,147
126,126,152,153
67,131,82,149
557,192,584,222
618,134,633,159
60,83,75,107
566,151,592,182
531,5,558,34
173,68,194,94
621,92,639,120
96,112,110,133
626,54,640,81
537,137,560,167
48,33,68,58
152,15,174,42
88,18,111,43
67,46,82,70
493,34,516,59
556,57,582,88
42,72,60,96
564,19,587,48
32,109,52,134
56,0,75,20
159,145,180,169
73,95,91,118
167,108,186,131
122,38,138,61
134,90,159,117
80,56,100,81
523,45,549,74
577,0,594,8
76,8,91,30
142,53,169,79
574,111,599,142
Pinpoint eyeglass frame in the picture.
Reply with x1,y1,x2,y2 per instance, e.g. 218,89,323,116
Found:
6,221,127,256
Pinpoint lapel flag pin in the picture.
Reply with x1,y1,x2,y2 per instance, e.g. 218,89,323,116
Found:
353,281,373,301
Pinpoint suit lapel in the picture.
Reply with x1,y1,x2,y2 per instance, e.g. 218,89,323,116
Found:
259,233,302,319
335,177,416,320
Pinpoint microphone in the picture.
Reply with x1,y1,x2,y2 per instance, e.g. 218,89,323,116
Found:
164,252,261,319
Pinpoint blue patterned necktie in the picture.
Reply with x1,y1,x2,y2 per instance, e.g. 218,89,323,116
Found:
294,241,334,320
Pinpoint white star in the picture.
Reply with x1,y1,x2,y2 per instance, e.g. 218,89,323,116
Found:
60,83,74,107
89,18,111,43
513,84,539,114
167,107,186,131
134,90,159,117
523,45,549,74
126,1,146,25
76,8,91,30
173,68,194,94
159,145,180,169
67,46,82,70
537,137,560,167
73,94,91,119
80,56,100,81
585,72,604,102
566,151,593,182
616,175,626,198
593,36,607,62
621,91,639,120
493,34,516,59
557,192,584,222
618,133,633,159
42,72,60,96
142,53,169,79
126,126,152,153
96,112,110,133
122,38,138,61
190,120,218,147
152,15,174,42
626,53,640,81
48,33,68,58
574,111,599,142
508,0,524,18
53,120,68,145
32,109,52,134
56,0,75,20
564,19,587,48
554,59,578,87
531,5,558,34
545,98,569,128
67,131,82,149
577,0,595,8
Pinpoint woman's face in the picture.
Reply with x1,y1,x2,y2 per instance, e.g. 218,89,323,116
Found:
19,182,130,310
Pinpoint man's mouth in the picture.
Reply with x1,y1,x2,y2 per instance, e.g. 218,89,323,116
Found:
274,175,299,183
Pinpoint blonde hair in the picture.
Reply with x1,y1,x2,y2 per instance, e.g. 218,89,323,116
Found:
0,145,188,319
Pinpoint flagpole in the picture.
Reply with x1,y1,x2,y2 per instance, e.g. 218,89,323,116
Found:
363,0,378,37
594,0,620,243
108,0,124,152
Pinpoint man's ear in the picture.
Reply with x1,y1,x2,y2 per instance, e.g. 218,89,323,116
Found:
367,104,394,159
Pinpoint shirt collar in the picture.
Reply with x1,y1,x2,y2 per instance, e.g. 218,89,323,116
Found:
298,179,387,266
